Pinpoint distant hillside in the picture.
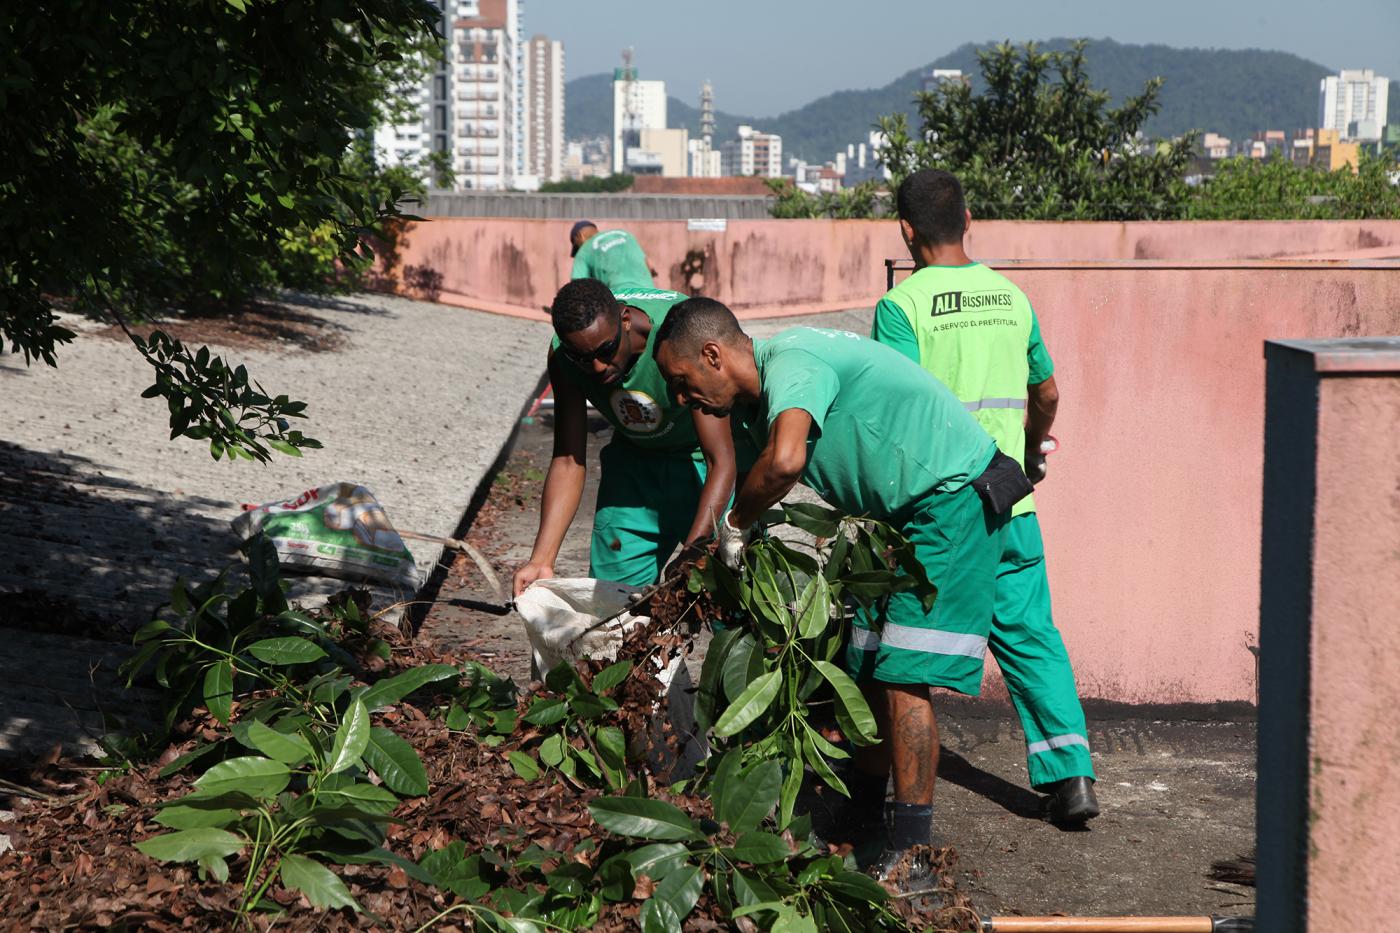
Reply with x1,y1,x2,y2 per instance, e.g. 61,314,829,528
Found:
565,39,1399,163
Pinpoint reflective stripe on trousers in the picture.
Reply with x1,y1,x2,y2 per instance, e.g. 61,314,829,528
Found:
1026,733,1090,755
964,397,1027,412
850,623,988,659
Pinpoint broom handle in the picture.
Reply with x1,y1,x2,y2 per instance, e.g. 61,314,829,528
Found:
985,919,1214,933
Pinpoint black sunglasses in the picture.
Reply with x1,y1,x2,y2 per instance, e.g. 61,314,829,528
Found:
560,310,624,366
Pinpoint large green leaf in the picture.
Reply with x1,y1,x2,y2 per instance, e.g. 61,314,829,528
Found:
135,827,246,863
639,898,682,933
327,700,370,774
717,759,782,833
800,730,849,797
279,853,361,912
245,720,312,765
782,502,842,538
190,756,290,799
794,575,831,640
246,637,327,666
814,660,878,744
522,697,569,726
420,843,492,899
357,663,459,710
318,782,401,816
508,750,541,780
363,726,429,796
720,633,759,703
590,659,632,694
712,670,782,738
588,797,703,841
724,831,792,865
624,842,690,881
694,627,741,735
652,863,704,924
202,660,233,726
153,801,245,830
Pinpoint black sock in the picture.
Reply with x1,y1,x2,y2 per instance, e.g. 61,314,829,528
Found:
848,770,888,814
886,801,934,850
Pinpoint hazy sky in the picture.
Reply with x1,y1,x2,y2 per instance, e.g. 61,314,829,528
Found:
526,0,1400,116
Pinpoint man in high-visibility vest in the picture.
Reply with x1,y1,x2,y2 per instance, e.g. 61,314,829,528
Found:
870,168,1098,823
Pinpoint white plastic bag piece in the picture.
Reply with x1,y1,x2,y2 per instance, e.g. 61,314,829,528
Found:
514,578,704,775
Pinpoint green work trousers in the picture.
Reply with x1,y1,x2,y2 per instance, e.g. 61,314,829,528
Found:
589,441,707,587
846,483,1006,696
989,513,1095,788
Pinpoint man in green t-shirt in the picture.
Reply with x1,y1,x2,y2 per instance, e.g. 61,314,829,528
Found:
511,279,737,595
871,168,1098,824
653,298,1032,867
569,221,655,292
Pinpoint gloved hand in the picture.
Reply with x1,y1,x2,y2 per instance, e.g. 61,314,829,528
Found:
716,510,754,571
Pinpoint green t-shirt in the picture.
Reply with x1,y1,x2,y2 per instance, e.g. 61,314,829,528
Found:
570,229,654,291
871,262,1053,516
747,327,997,519
551,287,699,458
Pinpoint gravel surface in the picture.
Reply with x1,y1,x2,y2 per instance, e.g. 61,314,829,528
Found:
0,292,550,628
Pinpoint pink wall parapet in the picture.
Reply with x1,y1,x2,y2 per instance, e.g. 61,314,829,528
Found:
379,218,1400,705
380,216,1400,320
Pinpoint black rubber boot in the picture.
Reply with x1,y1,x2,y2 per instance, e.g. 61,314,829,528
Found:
818,770,886,846
869,802,936,883
1043,775,1100,824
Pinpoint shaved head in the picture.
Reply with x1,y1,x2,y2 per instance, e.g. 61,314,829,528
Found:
652,297,755,417
652,297,745,358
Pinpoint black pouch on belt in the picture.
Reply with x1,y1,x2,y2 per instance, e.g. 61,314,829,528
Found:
970,449,1034,515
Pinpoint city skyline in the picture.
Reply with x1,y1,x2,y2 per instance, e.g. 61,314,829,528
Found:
528,0,1400,117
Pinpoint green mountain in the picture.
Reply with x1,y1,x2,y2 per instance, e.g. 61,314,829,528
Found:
565,38,1399,163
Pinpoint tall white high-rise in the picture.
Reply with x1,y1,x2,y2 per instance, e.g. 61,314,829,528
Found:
450,0,520,190
612,50,668,174
523,35,565,183
721,125,782,177
1319,69,1390,141
373,0,523,190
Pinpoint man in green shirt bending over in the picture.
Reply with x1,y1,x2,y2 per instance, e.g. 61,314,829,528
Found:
653,299,1035,866
871,168,1098,824
569,221,655,292
511,279,737,595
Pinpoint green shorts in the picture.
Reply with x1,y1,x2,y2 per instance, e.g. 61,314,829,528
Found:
590,441,708,587
845,483,1006,695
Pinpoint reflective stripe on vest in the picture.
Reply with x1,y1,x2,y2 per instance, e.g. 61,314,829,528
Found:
964,397,1027,412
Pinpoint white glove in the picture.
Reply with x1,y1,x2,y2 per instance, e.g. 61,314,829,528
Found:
717,509,753,571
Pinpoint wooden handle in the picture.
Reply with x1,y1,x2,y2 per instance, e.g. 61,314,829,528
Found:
986,919,1214,933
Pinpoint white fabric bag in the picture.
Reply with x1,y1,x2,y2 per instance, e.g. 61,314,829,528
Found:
514,578,704,775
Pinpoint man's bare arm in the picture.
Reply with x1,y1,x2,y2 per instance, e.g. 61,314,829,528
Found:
513,354,588,595
729,408,812,529
1025,375,1059,483
685,409,738,545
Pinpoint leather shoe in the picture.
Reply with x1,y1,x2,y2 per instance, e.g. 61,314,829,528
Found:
1043,776,1100,824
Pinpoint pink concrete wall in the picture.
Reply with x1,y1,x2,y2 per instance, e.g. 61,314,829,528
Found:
380,218,1400,704
1307,373,1400,927
1004,268,1400,704
382,217,1400,320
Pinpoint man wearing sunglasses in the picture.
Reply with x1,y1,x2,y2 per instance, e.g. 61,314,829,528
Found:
511,278,740,596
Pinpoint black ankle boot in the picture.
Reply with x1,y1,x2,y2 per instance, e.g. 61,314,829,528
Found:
1043,775,1100,824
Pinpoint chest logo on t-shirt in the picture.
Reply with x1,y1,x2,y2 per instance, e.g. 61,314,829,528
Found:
610,389,663,434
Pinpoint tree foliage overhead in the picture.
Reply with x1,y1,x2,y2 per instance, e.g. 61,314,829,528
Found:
876,41,1197,220
1,0,438,461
